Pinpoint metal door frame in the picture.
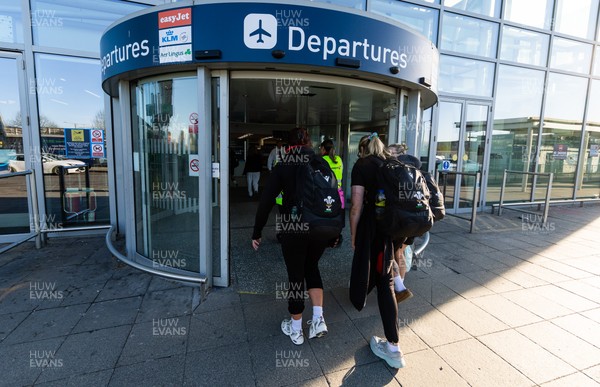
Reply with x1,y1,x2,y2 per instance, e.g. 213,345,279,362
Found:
433,97,493,213
0,51,36,243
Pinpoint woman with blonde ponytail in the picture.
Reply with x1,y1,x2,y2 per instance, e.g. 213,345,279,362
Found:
349,132,407,369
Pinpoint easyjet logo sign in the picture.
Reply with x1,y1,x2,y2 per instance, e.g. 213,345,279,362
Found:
158,8,191,29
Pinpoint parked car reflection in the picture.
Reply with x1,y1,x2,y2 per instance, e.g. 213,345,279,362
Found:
9,153,86,174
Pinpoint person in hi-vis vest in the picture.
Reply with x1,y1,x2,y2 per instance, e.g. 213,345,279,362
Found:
320,139,344,209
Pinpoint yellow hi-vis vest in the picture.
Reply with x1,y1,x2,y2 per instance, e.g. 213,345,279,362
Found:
323,155,343,189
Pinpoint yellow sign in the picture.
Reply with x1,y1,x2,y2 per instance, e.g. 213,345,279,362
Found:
71,130,84,142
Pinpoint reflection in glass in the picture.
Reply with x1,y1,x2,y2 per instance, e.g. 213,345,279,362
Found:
30,0,146,52
133,76,199,272
594,49,600,76
500,26,549,67
418,108,432,172
540,73,587,200
588,80,600,124
441,13,498,58
576,130,600,198
439,55,495,97
554,0,598,40
550,37,593,75
211,77,221,278
487,65,545,204
436,101,461,209
35,54,108,227
0,57,28,234
370,1,439,43
443,0,500,18
0,0,24,43
545,73,588,121
459,104,488,209
504,0,554,30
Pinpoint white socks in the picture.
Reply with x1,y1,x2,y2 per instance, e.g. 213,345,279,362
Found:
394,275,406,292
312,306,323,322
291,317,302,332
387,341,400,353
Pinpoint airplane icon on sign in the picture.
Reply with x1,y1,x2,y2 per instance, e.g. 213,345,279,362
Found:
244,13,277,49
249,19,271,43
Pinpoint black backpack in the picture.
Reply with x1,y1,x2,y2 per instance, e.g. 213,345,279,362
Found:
374,157,434,239
296,154,345,241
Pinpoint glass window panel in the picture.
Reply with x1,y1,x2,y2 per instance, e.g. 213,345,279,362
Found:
435,101,461,208
310,0,365,10
576,129,600,198
30,0,146,52
0,57,29,234
439,55,495,97
594,48,600,76
540,73,587,200
35,54,109,228
419,107,432,172
487,65,545,204
545,73,588,121
370,1,439,43
588,79,600,123
441,13,498,58
555,0,598,40
443,0,500,18
0,0,24,43
550,37,593,74
504,0,554,30
500,26,549,67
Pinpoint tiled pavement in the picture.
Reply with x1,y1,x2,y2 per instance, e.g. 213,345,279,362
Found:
1,204,600,386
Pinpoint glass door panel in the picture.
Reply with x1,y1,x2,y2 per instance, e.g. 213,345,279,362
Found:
436,101,462,211
0,54,31,236
132,75,200,273
459,103,489,209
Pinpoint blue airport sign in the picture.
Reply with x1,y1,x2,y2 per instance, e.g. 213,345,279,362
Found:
101,2,438,95
442,160,451,171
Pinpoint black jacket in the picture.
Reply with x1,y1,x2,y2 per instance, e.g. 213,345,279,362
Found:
252,146,313,240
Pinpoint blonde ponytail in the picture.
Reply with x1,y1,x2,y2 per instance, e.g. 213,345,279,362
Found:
358,133,391,159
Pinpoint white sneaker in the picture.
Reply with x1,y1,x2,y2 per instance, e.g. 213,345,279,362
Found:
369,336,406,369
307,316,328,339
281,319,304,345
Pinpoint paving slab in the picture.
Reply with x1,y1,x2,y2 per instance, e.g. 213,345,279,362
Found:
72,296,142,333
187,306,247,352
530,284,599,312
517,321,600,370
185,343,255,386
479,329,576,385
501,288,575,319
0,336,65,387
110,355,185,387
436,298,509,336
541,372,600,387
434,338,533,387
324,362,400,387
551,313,600,348
33,369,113,387
395,348,469,387
352,314,429,355
404,306,471,348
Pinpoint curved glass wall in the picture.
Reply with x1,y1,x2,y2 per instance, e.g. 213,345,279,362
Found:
132,74,199,272
439,55,495,97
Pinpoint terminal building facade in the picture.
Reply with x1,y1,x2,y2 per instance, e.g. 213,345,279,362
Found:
1,0,599,286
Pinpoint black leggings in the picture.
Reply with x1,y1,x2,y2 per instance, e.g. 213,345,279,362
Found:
280,236,329,315
371,238,399,344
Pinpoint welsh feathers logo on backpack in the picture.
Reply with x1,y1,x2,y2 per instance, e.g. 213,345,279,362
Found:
374,157,434,239
296,155,344,241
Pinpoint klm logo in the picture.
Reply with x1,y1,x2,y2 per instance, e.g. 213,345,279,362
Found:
162,30,178,44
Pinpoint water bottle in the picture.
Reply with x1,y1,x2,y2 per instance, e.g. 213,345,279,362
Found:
375,189,386,220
